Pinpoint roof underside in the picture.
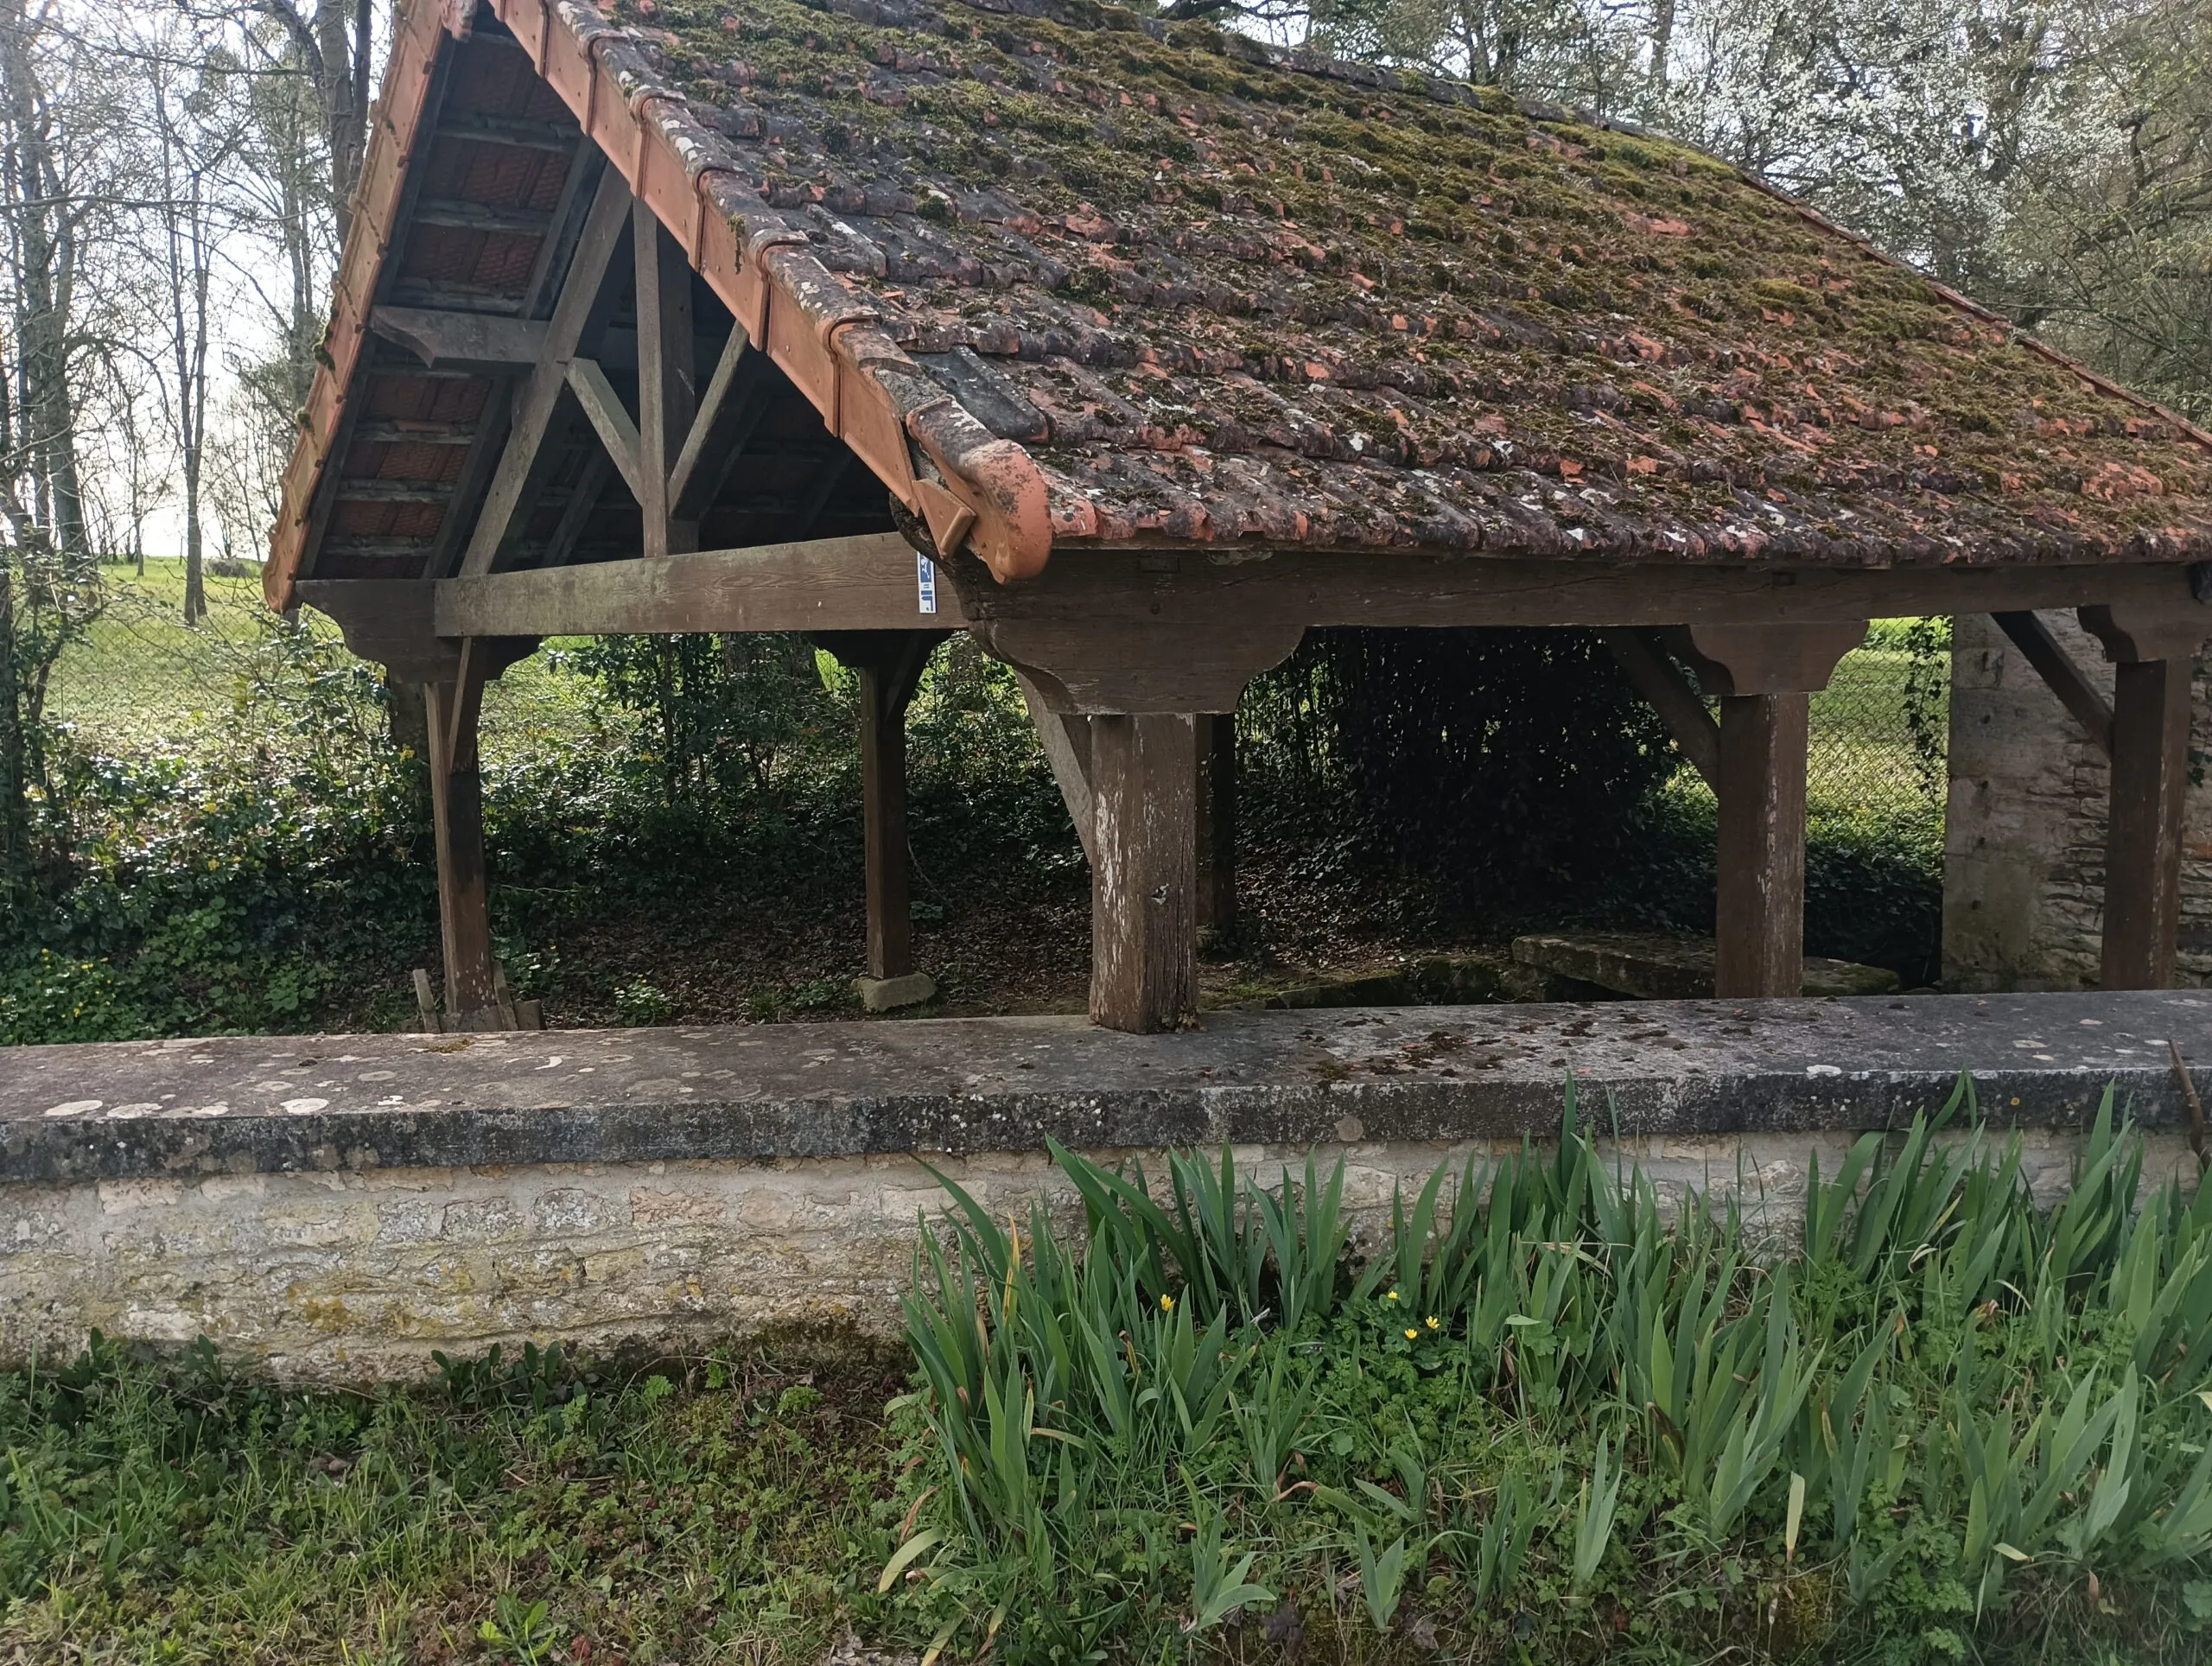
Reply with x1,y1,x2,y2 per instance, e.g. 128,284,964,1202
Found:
276,0,2212,599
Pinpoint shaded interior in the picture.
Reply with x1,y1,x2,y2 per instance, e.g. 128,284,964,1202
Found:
311,16,896,586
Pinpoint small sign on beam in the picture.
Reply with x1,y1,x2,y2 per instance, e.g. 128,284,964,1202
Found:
917,550,938,615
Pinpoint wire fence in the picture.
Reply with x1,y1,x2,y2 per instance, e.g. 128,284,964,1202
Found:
44,561,1949,821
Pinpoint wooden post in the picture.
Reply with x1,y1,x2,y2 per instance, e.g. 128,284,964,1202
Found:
816,630,944,1010
1090,713,1198,1032
2079,604,2204,989
859,661,915,982
1714,691,1811,998
972,618,1303,1032
1194,713,1237,938
1665,621,1866,1000
423,642,496,1025
632,200,696,558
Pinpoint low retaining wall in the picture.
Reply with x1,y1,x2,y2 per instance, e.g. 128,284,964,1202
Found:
3,994,2206,1381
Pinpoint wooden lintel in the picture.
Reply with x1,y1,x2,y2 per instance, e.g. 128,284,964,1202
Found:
434,535,962,637
565,357,645,500
944,551,2199,633
1992,611,2114,757
1600,627,1719,791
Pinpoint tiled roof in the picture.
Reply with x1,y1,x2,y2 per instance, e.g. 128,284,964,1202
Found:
633,0,2211,564
270,0,2212,607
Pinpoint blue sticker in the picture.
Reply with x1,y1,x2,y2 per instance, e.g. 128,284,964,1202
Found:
917,550,938,614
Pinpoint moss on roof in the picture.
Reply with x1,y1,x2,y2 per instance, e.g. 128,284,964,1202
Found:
618,0,2211,560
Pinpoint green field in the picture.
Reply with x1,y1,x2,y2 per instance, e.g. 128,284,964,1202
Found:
47,558,606,767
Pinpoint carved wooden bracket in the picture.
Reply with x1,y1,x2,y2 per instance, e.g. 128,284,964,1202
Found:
1662,620,1868,696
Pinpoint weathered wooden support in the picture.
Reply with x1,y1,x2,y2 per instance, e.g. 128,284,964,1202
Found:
1666,622,1865,999
1600,626,1720,790
2079,604,2207,989
423,643,499,1027
1013,668,1095,865
632,201,696,558
1195,713,1237,938
428,534,957,637
979,620,1302,1032
815,631,948,1010
1090,713,1199,1032
1993,611,2114,756
459,167,632,576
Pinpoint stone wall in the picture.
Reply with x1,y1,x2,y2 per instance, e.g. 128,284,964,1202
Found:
1944,614,2212,989
5,1129,2192,1383
4,995,2205,1383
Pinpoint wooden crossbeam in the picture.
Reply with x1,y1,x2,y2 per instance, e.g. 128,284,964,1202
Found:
372,306,546,370
435,111,577,153
332,480,454,505
458,167,633,578
435,534,957,636
353,420,477,446
414,198,554,238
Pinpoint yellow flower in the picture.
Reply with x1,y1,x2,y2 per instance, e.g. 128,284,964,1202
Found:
1403,1328,1419,1341
1385,1289,1400,1301
1426,1316,1440,1330
1160,1294,1174,1313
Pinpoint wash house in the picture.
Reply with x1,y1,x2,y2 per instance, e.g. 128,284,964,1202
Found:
273,0,2212,1033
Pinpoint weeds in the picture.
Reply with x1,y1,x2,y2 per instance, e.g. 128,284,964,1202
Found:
891,1084,2212,1663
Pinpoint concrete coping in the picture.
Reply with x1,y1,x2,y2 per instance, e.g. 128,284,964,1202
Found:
3,992,2209,1187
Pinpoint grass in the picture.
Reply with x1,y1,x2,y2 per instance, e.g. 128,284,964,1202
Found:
5,1091,2209,1664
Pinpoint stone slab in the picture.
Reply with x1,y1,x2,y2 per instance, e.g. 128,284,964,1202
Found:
853,972,936,1014
1511,932,1903,1000
3,991,2204,1186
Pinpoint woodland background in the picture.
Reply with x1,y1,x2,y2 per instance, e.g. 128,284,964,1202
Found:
0,0,2202,1040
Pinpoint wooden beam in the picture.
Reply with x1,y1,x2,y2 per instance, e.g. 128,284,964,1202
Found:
814,633,946,985
413,199,554,238
435,111,577,152
2101,660,2192,989
564,357,645,500
668,325,755,518
435,535,963,636
1015,669,1095,866
425,656,497,1025
633,202,697,558
943,550,2200,633
1665,622,1863,1002
1195,712,1237,938
1090,713,1198,1033
333,480,454,504
2078,601,2207,989
459,167,632,578
1600,626,1720,791
371,306,546,371
353,419,478,446
1714,692,1812,1000
1993,612,2113,757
